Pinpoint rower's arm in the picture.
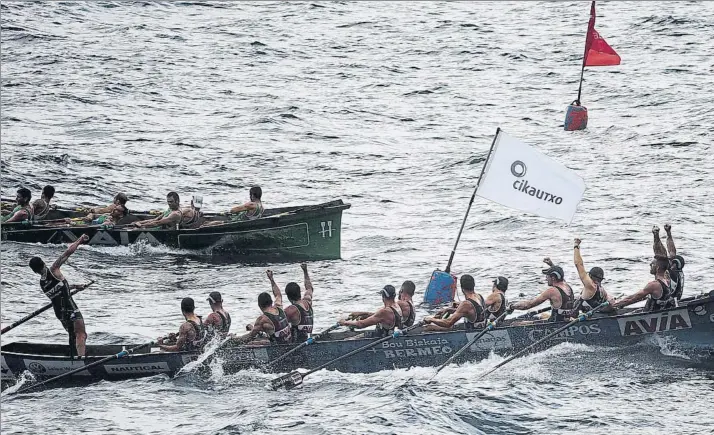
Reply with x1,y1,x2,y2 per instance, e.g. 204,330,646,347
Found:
233,316,270,344
230,201,256,214
426,302,469,328
574,243,594,291
340,309,386,329
665,225,676,257
140,211,180,227
612,282,657,309
51,234,89,271
653,226,667,257
159,324,190,352
2,209,29,223
267,270,283,308
301,263,314,305
511,289,552,311
91,204,113,214
348,311,374,320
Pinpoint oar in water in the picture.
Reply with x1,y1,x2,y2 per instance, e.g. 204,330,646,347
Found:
265,323,341,369
477,301,610,380
13,342,152,395
431,310,511,379
1,281,94,335
270,322,424,390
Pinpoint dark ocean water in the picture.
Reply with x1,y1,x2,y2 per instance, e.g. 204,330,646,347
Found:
2,1,714,434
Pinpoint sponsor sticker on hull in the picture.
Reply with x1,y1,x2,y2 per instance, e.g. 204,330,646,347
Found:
527,323,601,342
105,362,171,374
23,359,92,376
617,309,692,337
368,337,454,359
466,330,513,352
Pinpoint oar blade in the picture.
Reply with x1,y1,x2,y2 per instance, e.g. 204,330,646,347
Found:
270,371,303,390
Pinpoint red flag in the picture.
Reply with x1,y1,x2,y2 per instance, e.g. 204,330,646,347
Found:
583,2,620,67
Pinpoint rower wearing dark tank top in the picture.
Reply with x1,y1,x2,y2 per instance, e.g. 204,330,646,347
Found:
204,291,231,341
423,275,485,331
280,263,315,343
339,285,403,338
230,270,292,345
510,263,575,323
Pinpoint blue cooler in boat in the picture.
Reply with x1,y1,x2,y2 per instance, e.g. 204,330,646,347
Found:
424,270,457,305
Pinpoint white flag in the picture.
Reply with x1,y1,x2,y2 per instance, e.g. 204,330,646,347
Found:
476,129,585,224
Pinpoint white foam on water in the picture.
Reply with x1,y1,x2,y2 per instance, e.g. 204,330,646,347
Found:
1,370,36,398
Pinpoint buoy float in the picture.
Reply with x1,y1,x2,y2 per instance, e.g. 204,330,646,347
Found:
564,100,588,131
423,270,457,304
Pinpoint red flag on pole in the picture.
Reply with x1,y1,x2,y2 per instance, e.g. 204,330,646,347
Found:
583,1,620,67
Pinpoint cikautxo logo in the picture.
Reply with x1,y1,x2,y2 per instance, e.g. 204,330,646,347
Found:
510,160,563,204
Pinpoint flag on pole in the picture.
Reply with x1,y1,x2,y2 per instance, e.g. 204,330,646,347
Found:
583,1,620,67
475,130,586,224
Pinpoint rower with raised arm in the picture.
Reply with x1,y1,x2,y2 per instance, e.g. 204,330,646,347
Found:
282,263,315,343
510,262,575,322
157,298,206,352
572,239,615,314
31,185,56,220
131,192,182,229
655,224,685,303
423,275,484,332
231,270,292,345
348,280,417,327
339,285,403,337
2,188,34,223
90,193,128,215
28,234,91,357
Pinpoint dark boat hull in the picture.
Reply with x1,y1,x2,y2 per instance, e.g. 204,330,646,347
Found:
3,293,712,387
1,200,350,261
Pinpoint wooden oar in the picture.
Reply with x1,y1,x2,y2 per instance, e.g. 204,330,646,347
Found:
265,323,341,369
477,301,610,380
431,310,510,379
13,342,152,394
1,281,94,335
269,321,424,390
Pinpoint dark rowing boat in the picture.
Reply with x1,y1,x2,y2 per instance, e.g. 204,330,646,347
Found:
1,199,350,261
3,292,712,388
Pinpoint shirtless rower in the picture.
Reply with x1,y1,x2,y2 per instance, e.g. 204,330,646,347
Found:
423,275,485,332
2,188,34,223
510,264,575,322
157,298,206,352
31,185,55,220
613,228,674,312
278,263,315,343
231,270,292,345
339,285,403,337
90,193,128,215
203,292,231,342
348,280,417,327
28,234,91,357
654,224,685,304
230,186,264,221
131,192,182,229
572,240,615,314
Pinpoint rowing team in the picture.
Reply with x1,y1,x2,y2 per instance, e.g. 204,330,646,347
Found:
25,224,686,357
1,185,265,228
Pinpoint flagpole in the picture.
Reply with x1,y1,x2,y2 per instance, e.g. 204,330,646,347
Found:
445,127,501,273
576,1,596,104
576,63,585,104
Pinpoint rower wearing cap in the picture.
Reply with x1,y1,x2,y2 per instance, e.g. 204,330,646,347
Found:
347,280,417,327
654,224,685,305
339,285,403,338
2,188,33,223
157,298,206,352
204,291,231,341
179,195,204,229
483,276,509,321
510,262,574,322
31,185,55,220
281,263,315,343
231,270,292,345
423,275,485,332
572,239,615,314
90,193,128,215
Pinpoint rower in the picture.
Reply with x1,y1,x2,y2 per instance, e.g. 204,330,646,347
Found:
572,239,615,314
28,234,91,358
203,291,231,342
31,185,55,220
655,224,685,304
229,186,264,221
339,285,403,337
347,280,416,327
179,195,204,229
231,270,292,345
157,298,206,352
73,203,128,227
280,263,315,343
510,264,575,322
423,275,484,332
612,251,672,312
2,188,34,223
131,192,182,229
90,193,128,215
483,276,509,321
